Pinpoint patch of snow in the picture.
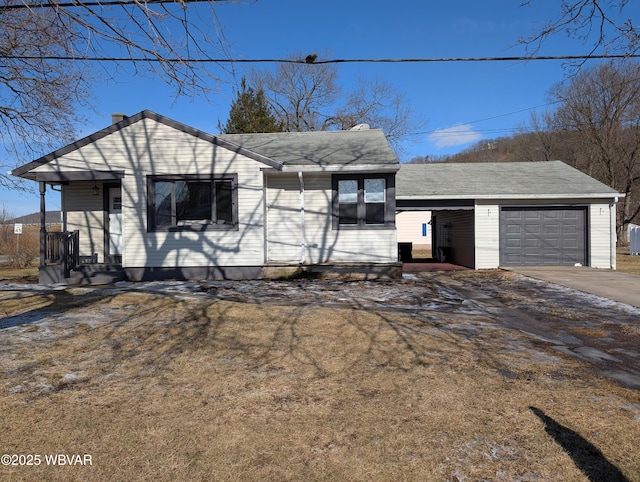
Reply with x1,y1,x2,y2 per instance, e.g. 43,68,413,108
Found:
0,283,67,292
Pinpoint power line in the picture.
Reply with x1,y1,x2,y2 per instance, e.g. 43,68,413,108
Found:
310,54,640,64
0,0,213,7
414,72,640,139
1,54,640,63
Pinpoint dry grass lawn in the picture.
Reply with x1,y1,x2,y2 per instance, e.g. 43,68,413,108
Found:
1,282,639,481
617,248,640,275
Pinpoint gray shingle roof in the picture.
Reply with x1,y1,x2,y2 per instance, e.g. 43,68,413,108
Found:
12,112,399,180
396,161,620,199
219,129,399,168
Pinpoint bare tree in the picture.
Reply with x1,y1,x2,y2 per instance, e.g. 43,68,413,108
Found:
331,76,422,156
550,61,640,239
251,52,424,156
519,1,639,59
1,0,234,187
1,6,89,187
515,112,557,162
251,52,340,132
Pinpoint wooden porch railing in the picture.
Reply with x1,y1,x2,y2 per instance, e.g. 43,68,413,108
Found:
45,230,79,277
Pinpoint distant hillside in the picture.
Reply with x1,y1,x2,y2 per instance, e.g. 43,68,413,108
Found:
5,211,62,225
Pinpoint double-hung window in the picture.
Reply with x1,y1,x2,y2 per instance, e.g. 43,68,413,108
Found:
147,174,238,232
333,174,395,229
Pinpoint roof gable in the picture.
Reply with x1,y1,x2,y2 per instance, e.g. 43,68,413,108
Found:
11,110,282,179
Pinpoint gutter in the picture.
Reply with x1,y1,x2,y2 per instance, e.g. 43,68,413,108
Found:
298,171,306,265
396,193,624,201
281,164,400,173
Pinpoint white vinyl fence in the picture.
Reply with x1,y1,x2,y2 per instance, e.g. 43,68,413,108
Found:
630,224,640,255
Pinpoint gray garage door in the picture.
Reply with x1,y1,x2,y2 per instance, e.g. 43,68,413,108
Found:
500,207,587,266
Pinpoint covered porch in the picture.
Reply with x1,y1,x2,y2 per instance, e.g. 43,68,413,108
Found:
35,170,125,285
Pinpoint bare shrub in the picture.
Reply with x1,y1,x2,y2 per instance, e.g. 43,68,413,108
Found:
6,228,38,268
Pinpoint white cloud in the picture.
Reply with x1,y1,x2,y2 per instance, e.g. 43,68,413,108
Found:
428,124,482,149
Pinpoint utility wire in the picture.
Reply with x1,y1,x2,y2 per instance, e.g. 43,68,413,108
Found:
0,0,214,7
1,54,639,62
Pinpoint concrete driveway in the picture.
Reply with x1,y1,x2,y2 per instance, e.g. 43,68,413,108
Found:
504,266,640,309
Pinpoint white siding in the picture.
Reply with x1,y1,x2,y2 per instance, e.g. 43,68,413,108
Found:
396,211,431,246
474,202,500,269
41,119,267,269
589,203,614,268
266,173,303,263
266,172,397,264
63,182,105,261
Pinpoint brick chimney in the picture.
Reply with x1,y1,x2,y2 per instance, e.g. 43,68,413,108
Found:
111,113,127,125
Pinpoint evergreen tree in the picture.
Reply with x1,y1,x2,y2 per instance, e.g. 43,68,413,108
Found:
220,77,283,134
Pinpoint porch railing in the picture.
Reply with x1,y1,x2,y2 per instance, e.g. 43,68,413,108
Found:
45,230,79,277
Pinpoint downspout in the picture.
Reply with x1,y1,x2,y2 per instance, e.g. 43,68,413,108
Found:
298,171,306,265
39,181,46,269
610,197,617,269
263,172,268,265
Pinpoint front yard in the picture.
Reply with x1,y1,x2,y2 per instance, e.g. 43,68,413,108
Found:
1,271,639,481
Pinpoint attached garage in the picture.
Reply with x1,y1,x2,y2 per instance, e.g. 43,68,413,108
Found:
499,206,587,266
396,161,621,270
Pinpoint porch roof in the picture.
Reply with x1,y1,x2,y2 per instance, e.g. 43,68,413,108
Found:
33,170,125,182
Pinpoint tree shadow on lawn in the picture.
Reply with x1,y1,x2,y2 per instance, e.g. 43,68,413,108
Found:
529,406,629,482
0,289,107,330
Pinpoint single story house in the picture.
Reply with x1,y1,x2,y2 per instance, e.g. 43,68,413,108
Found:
10,110,401,284
396,162,621,269
10,111,622,284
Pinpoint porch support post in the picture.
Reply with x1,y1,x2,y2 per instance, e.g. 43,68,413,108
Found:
610,198,617,270
39,181,46,268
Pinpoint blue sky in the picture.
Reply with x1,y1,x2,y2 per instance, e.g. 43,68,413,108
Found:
2,0,623,217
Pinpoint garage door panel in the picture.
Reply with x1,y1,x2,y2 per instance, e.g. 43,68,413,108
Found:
506,225,522,235
544,239,560,249
500,207,586,266
524,253,541,264
542,253,561,264
524,238,540,248
504,210,523,220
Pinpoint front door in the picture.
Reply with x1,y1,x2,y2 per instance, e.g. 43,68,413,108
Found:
108,187,123,257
